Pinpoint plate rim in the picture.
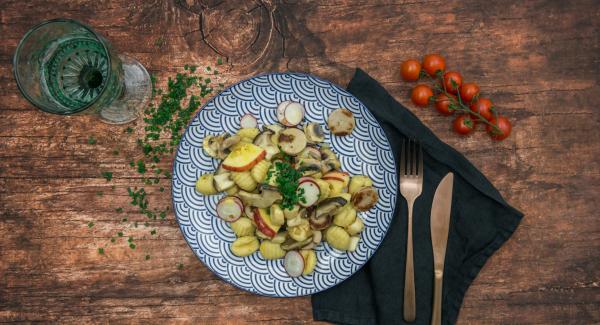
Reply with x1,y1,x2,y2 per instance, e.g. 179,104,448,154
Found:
171,71,398,297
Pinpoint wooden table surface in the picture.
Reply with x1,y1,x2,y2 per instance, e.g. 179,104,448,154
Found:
1,1,599,324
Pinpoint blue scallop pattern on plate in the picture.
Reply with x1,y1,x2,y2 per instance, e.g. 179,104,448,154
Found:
172,72,397,297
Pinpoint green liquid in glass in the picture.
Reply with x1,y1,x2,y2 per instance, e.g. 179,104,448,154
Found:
42,37,110,109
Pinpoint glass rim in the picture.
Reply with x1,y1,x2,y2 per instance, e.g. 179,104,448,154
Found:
13,18,113,115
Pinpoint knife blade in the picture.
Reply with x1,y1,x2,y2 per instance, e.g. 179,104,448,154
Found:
430,172,454,325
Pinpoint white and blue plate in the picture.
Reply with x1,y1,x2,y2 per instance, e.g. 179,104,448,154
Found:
172,72,397,297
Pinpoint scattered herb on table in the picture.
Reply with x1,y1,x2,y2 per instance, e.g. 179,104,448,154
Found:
93,60,224,262
101,171,113,181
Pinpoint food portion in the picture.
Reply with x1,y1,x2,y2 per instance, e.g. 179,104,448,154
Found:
195,101,378,277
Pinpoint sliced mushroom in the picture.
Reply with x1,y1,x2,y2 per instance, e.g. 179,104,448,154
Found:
237,185,282,208
213,173,235,192
203,134,226,158
264,124,284,134
254,130,273,147
320,147,341,173
328,108,355,136
297,158,322,176
310,198,346,231
281,236,313,251
304,122,325,143
301,242,316,250
309,214,331,231
297,146,322,161
253,131,279,160
217,134,241,159
351,186,379,211
278,128,307,156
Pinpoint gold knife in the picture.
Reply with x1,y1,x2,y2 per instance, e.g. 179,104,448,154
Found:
430,172,454,325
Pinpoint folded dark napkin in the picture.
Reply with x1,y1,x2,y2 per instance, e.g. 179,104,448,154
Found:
312,69,523,325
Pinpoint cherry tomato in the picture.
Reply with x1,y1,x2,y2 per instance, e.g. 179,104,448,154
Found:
422,54,446,76
442,71,463,93
434,93,457,116
400,59,421,81
459,82,480,104
469,98,494,121
486,116,512,141
411,84,434,107
453,115,476,135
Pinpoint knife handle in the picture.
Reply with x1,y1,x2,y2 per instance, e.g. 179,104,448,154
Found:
431,271,443,325
403,204,416,322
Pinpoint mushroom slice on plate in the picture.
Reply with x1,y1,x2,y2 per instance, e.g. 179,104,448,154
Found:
218,135,241,159
253,130,279,160
328,108,355,136
203,134,226,158
237,185,282,208
309,197,347,230
296,158,322,176
351,186,379,211
278,128,307,156
304,122,325,143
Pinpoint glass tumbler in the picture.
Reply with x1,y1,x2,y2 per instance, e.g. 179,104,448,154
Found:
13,18,151,124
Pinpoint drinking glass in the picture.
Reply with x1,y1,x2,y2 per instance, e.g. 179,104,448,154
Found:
13,18,151,124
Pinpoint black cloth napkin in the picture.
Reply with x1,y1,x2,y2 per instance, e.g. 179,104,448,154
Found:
312,69,523,325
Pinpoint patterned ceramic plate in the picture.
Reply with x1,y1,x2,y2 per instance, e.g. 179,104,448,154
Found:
172,72,397,297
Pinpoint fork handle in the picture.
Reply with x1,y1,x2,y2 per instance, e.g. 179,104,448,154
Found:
403,203,416,322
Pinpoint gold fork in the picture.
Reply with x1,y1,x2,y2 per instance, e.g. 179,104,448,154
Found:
400,139,423,323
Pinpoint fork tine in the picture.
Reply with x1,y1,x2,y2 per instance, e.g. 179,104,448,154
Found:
400,139,406,176
411,139,417,176
418,142,423,178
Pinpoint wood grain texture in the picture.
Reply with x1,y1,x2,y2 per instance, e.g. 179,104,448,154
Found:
1,0,599,324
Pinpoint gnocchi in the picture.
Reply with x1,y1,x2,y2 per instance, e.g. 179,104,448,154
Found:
231,236,259,257
230,217,255,237
260,240,286,260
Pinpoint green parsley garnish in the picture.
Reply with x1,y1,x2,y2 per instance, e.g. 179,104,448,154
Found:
101,171,113,181
136,160,147,174
145,255,151,260
87,136,97,144
87,222,94,228
98,248,104,254
267,153,305,210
